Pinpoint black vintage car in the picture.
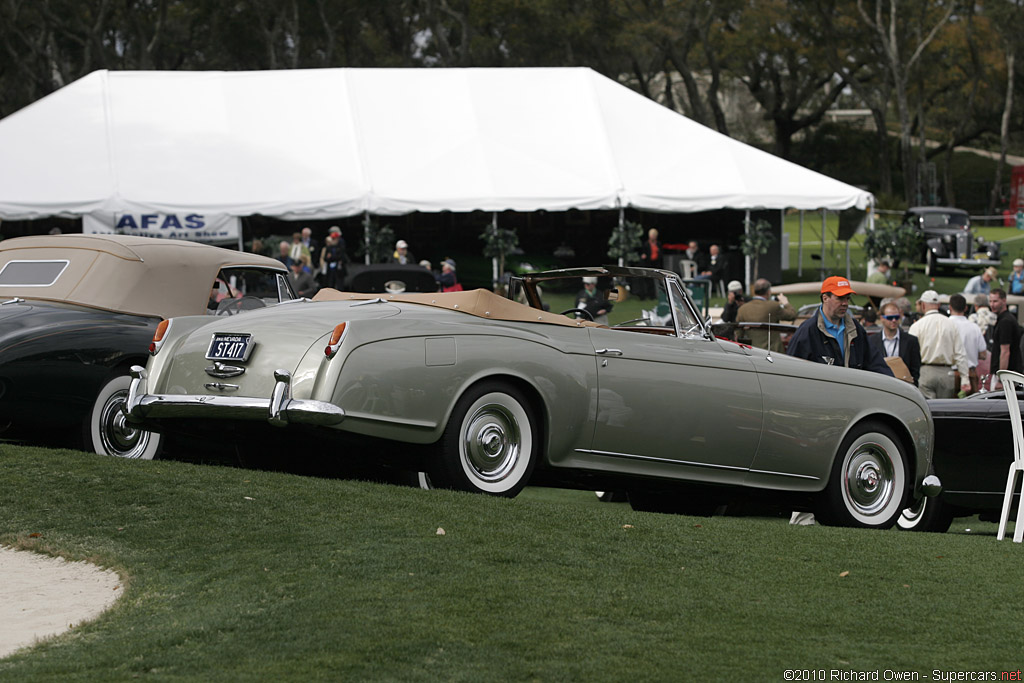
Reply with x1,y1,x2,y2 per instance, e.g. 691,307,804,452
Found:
0,234,293,459
903,206,1000,277
898,391,1018,532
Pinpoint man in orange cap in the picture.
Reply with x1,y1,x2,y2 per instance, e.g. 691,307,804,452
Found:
786,276,893,376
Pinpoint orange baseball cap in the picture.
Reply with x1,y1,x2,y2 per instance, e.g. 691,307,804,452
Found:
821,276,856,296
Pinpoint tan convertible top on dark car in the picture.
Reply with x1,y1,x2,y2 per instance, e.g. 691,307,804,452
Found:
0,234,287,319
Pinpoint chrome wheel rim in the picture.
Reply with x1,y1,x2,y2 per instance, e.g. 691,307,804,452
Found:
842,441,896,517
461,402,521,483
98,389,151,459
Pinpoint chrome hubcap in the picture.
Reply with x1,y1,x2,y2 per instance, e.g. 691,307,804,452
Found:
99,390,149,458
844,442,895,515
462,403,520,483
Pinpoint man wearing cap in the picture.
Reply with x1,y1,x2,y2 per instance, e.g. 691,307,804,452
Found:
735,279,796,353
988,288,1023,385
1008,259,1024,295
390,239,416,265
576,277,613,325
964,266,999,296
786,276,892,375
908,290,971,399
720,280,745,323
435,258,463,292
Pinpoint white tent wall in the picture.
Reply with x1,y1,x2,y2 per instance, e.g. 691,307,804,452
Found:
0,67,872,226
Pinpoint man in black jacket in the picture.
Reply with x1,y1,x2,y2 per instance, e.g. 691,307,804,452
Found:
787,276,893,376
868,300,921,385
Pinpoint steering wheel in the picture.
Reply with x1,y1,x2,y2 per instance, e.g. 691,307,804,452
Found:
216,296,267,316
560,308,594,321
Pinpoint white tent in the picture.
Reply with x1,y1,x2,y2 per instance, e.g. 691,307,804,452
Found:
0,67,872,226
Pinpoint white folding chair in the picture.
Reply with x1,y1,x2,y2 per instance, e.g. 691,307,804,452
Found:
677,259,697,280
996,370,1024,542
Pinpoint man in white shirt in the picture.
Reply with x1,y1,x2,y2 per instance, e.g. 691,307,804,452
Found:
948,293,987,395
908,290,971,399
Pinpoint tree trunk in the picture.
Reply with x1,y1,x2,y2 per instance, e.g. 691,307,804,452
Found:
990,49,1015,216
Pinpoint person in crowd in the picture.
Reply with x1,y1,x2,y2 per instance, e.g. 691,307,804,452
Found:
964,266,999,296
435,258,463,292
860,307,880,334
320,228,348,289
948,293,987,395
289,231,310,266
697,244,727,291
988,288,1023,387
907,290,970,399
1009,258,1024,295
787,277,892,375
720,280,745,323
786,277,891,526
867,260,891,285
637,228,662,299
735,278,796,353
684,240,707,273
575,276,613,325
287,258,318,298
301,227,319,274
868,300,921,385
277,240,292,267
970,293,997,391
390,239,415,265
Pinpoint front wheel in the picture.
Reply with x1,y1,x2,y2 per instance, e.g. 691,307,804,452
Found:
428,382,538,497
86,375,162,460
897,494,954,533
816,422,906,529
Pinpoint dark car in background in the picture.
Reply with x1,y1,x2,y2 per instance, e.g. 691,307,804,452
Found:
898,391,1018,533
903,206,1000,276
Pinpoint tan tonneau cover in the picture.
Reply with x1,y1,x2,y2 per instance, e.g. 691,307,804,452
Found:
312,288,601,328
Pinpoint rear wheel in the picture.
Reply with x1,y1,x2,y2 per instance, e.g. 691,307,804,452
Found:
87,375,162,460
897,494,954,533
428,382,537,497
816,422,906,529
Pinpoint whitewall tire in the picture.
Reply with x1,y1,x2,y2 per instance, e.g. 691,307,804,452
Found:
87,375,162,460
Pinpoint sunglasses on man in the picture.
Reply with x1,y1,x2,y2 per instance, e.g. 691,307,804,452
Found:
881,314,901,321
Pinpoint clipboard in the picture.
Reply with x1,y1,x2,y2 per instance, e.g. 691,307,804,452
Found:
884,356,914,383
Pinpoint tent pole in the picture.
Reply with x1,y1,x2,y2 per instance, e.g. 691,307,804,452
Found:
363,211,371,265
820,209,827,280
238,219,244,252
617,205,625,268
846,239,851,280
491,213,499,289
797,210,804,277
744,210,751,287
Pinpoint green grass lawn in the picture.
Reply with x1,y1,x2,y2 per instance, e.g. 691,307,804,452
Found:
1,445,1022,680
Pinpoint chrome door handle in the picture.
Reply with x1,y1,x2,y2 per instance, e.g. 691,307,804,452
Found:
595,348,623,356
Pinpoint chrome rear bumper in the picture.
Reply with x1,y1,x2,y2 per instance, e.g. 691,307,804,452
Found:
125,366,345,428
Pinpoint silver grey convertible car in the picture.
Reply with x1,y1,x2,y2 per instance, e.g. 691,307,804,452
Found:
125,266,939,528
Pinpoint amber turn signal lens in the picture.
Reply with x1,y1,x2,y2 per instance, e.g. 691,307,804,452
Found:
149,319,171,355
325,322,347,359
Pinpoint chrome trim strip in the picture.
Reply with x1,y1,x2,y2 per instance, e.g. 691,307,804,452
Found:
352,298,386,307
2,297,25,305
125,366,344,428
204,382,239,391
575,448,748,472
748,468,820,481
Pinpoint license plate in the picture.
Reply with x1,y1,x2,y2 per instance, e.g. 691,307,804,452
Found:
206,333,254,361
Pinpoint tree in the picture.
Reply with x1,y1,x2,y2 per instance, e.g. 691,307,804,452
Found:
861,217,921,284
739,218,775,283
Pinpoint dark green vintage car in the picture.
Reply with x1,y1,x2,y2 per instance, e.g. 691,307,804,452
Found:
126,265,938,529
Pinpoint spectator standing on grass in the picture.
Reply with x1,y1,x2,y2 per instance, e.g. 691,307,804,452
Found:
320,228,347,289
861,307,880,334
785,277,891,526
276,240,292,268
964,267,999,296
289,232,310,266
970,293,997,390
907,290,971,399
435,258,463,292
301,227,319,273
736,278,796,353
949,294,987,395
869,301,921,386
390,239,416,265
720,280,745,324
637,228,662,299
287,258,318,298
1009,258,1024,295
787,277,893,375
988,288,1023,387
867,260,891,285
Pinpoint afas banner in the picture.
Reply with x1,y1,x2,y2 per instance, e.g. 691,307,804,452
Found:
83,212,240,244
